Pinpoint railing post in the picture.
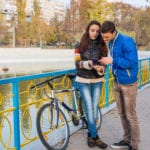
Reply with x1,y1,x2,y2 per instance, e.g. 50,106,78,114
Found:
149,58,150,83
138,59,142,89
12,81,20,150
105,64,110,107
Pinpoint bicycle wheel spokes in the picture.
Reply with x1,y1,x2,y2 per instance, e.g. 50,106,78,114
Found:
37,103,69,150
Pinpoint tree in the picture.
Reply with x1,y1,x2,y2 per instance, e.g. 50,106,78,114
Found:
63,9,73,45
137,7,150,49
2,32,10,45
113,2,150,49
64,0,113,43
0,13,8,45
63,0,92,42
16,0,28,46
88,0,113,23
29,0,46,47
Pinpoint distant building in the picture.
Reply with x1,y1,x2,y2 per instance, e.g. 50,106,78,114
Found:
26,0,66,23
0,0,16,27
38,0,65,23
0,0,66,24
0,0,16,12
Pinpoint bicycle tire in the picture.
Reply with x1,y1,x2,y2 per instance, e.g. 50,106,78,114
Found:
71,91,80,126
96,107,102,130
79,97,102,130
36,103,70,150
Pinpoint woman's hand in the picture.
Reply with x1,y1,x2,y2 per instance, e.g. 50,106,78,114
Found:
81,60,93,70
92,65,105,75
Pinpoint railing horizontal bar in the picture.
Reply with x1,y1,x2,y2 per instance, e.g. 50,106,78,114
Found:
0,69,75,84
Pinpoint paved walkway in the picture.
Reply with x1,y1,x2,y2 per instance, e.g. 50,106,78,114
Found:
67,86,150,150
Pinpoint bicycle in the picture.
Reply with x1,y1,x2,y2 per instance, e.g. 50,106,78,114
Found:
31,73,102,150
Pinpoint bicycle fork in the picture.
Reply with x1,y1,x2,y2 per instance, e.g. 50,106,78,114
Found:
49,98,64,129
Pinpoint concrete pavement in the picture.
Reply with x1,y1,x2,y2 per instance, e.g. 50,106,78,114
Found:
67,86,150,150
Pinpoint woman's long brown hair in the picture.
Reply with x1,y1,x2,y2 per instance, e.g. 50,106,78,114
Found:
79,20,107,57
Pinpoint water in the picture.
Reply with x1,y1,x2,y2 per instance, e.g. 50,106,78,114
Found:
0,48,75,76
138,51,150,58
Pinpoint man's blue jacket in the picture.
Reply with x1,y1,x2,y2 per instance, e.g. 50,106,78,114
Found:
109,32,138,84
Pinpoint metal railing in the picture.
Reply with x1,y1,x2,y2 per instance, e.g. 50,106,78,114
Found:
0,58,150,150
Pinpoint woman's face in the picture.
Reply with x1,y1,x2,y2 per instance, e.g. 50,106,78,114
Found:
89,24,100,40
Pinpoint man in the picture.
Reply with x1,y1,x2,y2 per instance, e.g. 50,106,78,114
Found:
100,21,140,150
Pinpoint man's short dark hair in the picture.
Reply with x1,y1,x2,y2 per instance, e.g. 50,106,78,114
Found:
101,21,116,33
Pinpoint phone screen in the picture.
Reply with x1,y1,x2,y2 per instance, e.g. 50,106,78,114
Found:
92,59,99,65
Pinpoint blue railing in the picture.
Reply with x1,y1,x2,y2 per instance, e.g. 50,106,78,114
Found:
0,69,75,150
0,58,150,150
138,58,150,88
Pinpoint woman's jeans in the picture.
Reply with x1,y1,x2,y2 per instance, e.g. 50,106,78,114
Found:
77,82,103,138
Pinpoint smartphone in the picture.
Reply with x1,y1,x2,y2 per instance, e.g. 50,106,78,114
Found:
92,59,100,65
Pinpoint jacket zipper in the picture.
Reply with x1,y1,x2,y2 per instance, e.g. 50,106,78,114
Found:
126,69,131,77
114,69,119,83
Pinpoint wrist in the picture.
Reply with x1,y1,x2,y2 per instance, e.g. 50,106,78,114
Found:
82,61,92,70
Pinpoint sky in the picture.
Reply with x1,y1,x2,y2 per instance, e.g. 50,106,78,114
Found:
62,0,149,8
56,0,70,7
122,0,149,8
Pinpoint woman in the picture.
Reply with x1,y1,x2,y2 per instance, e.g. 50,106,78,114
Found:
74,20,108,149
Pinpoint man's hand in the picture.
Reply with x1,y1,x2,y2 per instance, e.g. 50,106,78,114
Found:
100,57,113,65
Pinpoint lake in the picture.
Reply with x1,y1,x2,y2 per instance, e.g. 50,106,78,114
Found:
0,48,75,78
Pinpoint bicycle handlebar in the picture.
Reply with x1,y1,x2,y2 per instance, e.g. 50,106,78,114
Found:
30,73,77,89
30,74,66,89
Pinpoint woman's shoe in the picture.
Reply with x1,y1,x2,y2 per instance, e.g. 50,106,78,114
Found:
94,136,108,149
87,133,95,147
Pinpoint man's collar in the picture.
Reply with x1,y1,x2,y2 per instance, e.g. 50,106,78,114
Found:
111,31,119,43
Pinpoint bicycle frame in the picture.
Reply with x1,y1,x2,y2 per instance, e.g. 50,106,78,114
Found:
31,73,88,125
43,86,80,121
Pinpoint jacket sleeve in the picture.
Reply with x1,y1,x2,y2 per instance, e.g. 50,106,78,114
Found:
74,47,93,70
113,38,138,69
74,47,81,68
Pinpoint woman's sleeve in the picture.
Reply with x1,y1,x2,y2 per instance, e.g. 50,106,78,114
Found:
74,48,82,68
74,46,92,70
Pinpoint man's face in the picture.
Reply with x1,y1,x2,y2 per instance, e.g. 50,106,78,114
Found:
101,31,116,43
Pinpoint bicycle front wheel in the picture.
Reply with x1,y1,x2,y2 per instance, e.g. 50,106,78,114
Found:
36,103,70,150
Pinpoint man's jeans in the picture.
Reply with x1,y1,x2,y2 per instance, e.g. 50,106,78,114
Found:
77,82,103,138
114,82,140,149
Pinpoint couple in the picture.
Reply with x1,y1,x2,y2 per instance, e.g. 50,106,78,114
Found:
74,20,140,150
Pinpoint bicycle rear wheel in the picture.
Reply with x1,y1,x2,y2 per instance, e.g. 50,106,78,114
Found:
79,97,102,130
36,103,69,150
95,107,102,130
